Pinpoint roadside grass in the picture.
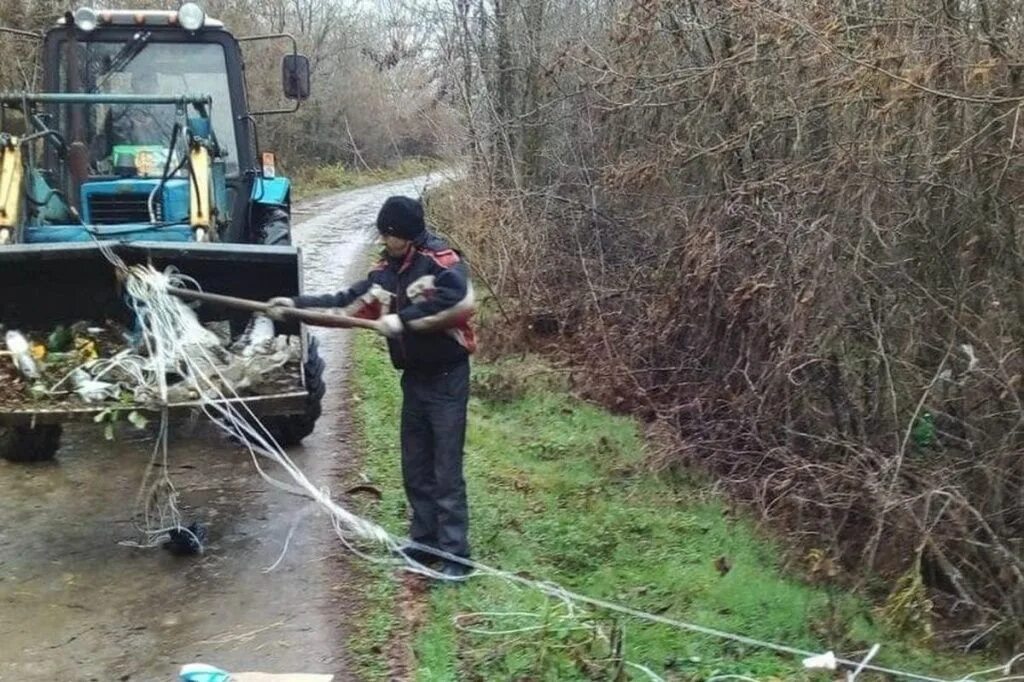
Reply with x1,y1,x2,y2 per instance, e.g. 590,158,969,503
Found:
347,334,980,681
291,158,440,201
343,340,405,679
347,561,398,679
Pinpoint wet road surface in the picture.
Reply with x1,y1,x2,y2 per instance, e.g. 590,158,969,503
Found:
0,175,443,681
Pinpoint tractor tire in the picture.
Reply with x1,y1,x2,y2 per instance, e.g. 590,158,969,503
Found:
264,334,325,447
260,208,292,246
0,425,63,463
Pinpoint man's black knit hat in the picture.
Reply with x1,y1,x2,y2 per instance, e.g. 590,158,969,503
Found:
376,196,425,240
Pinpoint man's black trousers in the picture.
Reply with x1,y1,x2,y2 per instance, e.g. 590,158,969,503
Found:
399,360,470,559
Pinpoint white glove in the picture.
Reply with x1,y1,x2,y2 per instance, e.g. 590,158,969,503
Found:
376,314,403,338
406,275,435,304
366,284,394,307
266,296,295,321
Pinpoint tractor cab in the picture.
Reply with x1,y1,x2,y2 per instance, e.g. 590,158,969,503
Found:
20,5,248,243
53,9,243,177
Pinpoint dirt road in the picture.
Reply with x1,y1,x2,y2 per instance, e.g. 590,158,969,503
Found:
0,175,442,681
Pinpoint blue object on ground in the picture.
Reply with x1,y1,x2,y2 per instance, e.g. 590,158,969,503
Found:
179,662,231,682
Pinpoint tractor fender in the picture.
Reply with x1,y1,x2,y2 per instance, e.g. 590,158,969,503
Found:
250,176,292,246
251,176,291,209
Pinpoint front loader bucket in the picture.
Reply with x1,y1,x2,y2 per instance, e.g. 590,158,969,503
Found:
0,241,302,333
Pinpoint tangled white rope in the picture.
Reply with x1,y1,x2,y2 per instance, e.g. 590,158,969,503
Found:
108,262,1019,682
117,266,396,550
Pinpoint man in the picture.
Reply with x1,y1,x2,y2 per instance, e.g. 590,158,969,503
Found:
85,68,172,175
92,70,174,173
269,196,476,580
110,70,174,146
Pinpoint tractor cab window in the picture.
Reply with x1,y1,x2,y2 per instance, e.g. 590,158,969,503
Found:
58,39,238,176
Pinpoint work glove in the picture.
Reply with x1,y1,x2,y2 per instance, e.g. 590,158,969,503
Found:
366,284,394,307
265,296,295,321
406,275,435,304
375,314,403,338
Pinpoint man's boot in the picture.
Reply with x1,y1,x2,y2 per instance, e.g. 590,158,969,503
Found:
393,543,440,566
438,559,473,582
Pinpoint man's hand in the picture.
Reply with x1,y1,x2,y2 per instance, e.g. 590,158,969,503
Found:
266,296,295,321
406,275,435,304
375,314,403,338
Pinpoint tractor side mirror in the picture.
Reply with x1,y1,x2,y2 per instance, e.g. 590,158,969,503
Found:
282,54,311,101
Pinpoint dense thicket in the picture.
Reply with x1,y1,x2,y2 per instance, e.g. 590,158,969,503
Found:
436,0,1024,648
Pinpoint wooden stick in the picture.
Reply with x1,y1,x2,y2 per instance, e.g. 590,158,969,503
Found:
166,286,380,331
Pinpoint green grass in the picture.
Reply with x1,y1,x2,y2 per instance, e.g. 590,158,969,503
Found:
291,158,440,201
344,344,405,678
347,336,978,681
347,564,398,679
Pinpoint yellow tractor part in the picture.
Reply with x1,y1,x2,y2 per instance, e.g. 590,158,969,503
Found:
0,136,23,235
189,142,211,239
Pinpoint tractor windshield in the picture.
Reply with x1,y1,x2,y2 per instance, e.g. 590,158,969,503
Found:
58,39,238,175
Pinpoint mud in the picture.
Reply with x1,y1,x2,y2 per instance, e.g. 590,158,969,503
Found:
0,175,445,681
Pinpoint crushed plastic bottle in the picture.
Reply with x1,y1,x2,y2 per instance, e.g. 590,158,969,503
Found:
5,330,40,379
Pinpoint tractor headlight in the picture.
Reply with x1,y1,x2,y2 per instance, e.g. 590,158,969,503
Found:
73,6,98,32
178,2,205,31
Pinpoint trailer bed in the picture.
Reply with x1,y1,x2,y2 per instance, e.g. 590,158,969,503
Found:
0,359,307,425
0,391,308,425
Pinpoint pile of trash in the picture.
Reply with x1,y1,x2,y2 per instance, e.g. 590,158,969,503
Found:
1,315,301,408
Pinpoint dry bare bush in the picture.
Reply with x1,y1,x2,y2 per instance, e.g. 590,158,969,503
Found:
438,0,1024,649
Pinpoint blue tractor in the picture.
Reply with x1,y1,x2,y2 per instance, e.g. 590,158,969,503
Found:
0,4,325,461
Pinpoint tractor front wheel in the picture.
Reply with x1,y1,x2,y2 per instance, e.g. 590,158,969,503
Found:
260,208,292,246
0,425,63,463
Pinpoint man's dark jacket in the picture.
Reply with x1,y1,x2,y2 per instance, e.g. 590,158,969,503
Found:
294,232,476,371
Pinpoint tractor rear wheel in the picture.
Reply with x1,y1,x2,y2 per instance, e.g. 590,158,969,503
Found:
0,425,63,463
264,334,325,447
